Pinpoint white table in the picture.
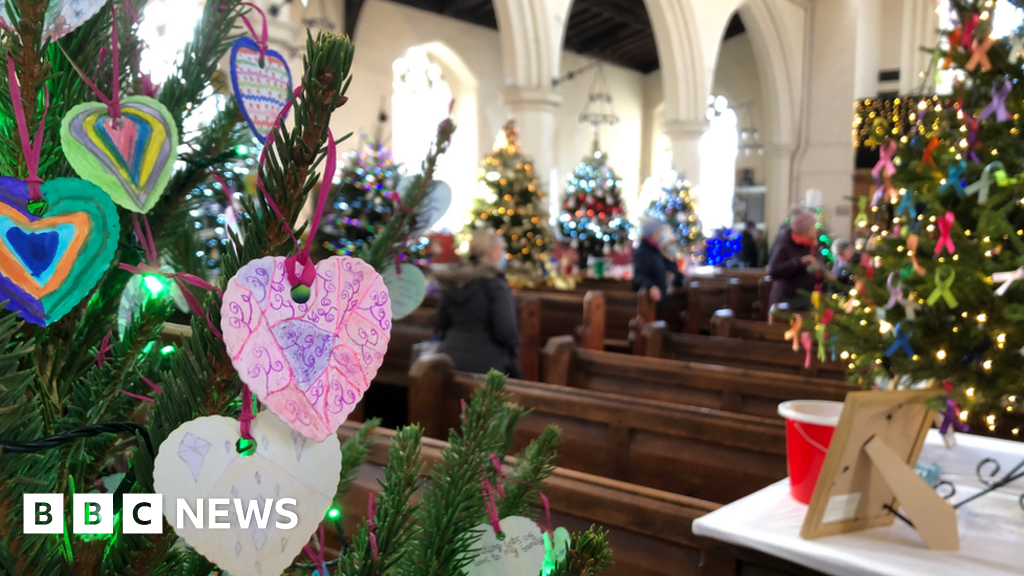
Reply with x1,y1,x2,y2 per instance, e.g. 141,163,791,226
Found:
692,430,1024,576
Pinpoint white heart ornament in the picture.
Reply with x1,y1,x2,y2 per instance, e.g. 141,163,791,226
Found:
406,180,452,234
381,263,425,321
544,526,571,568
222,255,391,441
461,516,545,576
154,412,341,576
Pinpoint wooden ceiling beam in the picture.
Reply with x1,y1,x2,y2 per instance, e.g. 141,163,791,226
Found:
575,0,651,30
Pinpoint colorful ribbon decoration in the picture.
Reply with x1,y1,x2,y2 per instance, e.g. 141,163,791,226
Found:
979,79,1012,121
994,167,1019,187
965,35,996,72
855,196,869,227
939,397,970,435
884,272,903,310
872,141,897,180
301,524,328,576
905,233,926,276
939,160,966,195
1010,33,1024,65
367,494,379,561
815,309,833,363
870,183,886,208
934,211,956,255
964,161,1006,204
801,331,813,369
927,267,959,308
961,338,991,366
921,137,939,169
58,2,123,120
885,321,915,358
895,190,917,219
784,314,803,353
992,267,1024,296
961,13,979,48
860,252,874,280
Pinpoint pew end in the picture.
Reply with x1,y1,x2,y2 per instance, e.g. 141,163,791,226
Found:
542,334,578,386
641,320,669,358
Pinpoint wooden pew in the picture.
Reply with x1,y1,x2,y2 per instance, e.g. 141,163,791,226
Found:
710,310,790,343
754,275,774,321
683,279,730,334
335,423,822,576
629,287,657,355
726,277,760,321
409,355,788,504
641,321,848,380
543,336,850,420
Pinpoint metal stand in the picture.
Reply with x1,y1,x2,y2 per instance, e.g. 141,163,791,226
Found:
935,456,1024,510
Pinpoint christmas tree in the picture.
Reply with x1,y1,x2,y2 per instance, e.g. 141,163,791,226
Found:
468,121,552,275
824,0,1024,435
558,145,631,259
315,133,430,266
0,2,611,575
645,176,703,249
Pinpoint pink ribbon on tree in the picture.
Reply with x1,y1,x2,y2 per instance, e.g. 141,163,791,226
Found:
368,493,379,561
934,211,956,256
302,523,328,576
220,2,270,62
484,453,554,536
60,2,123,122
800,331,813,369
96,329,113,368
872,141,897,180
6,56,48,203
961,13,979,48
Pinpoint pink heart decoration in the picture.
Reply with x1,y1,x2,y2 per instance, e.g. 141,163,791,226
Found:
221,255,391,441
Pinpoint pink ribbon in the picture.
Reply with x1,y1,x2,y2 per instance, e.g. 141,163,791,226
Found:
962,13,979,48
118,376,163,403
302,523,328,576
239,385,255,441
96,329,112,368
821,309,834,326
220,3,269,62
6,56,48,202
368,493,379,561
801,332,813,369
485,452,554,536
59,3,122,121
481,477,502,536
872,141,897,180
934,211,956,256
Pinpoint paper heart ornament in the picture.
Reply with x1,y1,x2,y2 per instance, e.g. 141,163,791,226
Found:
61,96,178,213
462,516,546,576
544,527,571,569
397,178,452,234
0,176,118,326
154,412,341,576
0,0,105,42
381,263,426,321
230,37,293,143
222,256,391,441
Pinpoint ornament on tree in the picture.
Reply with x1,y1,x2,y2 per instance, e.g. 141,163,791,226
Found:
381,262,426,320
59,6,178,213
461,515,545,576
153,412,342,576
0,0,105,42
229,6,293,143
644,175,702,250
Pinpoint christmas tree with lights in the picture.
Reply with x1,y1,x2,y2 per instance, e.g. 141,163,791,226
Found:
468,121,553,275
315,133,430,265
559,145,632,259
823,0,1024,436
645,176,703,249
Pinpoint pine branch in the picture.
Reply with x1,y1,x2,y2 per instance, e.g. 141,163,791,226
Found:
497,425,560,519
337,418,380,505
549,527,614,576
338,425,424,576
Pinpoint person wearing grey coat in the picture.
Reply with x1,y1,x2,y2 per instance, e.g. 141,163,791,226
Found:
435,231,520,378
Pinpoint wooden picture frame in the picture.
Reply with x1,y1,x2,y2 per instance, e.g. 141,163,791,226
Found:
800,389,959,550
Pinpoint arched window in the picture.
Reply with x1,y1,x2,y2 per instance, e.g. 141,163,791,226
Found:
698,96,738,231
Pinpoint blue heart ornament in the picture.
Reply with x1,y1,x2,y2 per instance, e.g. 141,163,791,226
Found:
0,176,119,325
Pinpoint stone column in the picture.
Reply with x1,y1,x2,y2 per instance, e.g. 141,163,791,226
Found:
503,85,563,211
663,118,708,185
764,143,797,234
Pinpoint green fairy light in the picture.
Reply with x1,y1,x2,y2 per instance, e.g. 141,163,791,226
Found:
142,275,170,298
235,144,249,157
326,507,341,519
160,345,175,356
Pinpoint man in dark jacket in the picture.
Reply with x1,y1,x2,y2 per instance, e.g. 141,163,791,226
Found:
633,218,681,306
767,210,821,311
738,221,759,268
435,230,520,377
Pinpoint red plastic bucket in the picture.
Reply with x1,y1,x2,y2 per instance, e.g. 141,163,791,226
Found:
777,400,844,504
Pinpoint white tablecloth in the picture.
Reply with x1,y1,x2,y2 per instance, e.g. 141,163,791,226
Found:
691,430,1024,576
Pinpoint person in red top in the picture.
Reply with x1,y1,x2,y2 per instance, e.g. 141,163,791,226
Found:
767,210,822,311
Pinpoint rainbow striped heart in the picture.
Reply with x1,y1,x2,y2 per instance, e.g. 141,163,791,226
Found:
230,37,293,143
61,96,178,214
0,177,119,326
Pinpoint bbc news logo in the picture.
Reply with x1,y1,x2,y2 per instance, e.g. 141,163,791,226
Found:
24,494,299,534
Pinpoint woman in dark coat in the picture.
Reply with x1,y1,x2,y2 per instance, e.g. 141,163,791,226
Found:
633,218,681,307
767,210,822,311
435,229,520,377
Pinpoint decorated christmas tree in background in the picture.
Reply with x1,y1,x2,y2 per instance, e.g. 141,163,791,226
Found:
468,121,553,275
315,132,430,265
0,2,611,575
824,0,1024,435
558,144,632,259
645,176,703,249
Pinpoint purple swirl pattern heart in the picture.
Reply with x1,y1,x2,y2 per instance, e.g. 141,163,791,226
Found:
222,256,391,441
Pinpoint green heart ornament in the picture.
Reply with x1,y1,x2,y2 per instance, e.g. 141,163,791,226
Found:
60,96,178,214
